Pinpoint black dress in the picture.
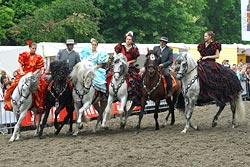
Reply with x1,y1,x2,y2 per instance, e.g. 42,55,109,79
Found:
197,41,242,105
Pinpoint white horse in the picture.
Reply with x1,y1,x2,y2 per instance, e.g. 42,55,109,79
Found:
70,60,100,136
101,53,133,129
9,72,42,142
174,52,245,133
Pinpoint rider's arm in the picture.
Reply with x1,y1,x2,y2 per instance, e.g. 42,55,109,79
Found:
19,63,25,75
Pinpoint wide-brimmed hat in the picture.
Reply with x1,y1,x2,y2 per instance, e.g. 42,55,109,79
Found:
159,36,169,43
66,39,75,44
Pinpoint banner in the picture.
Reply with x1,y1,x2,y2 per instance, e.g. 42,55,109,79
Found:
241,0,250,41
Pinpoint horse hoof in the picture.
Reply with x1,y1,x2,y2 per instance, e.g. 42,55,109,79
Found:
212,122,217,127
181,129,187,133
155,127,160,130
73,132,78,136
78,123,83,129
54,131,60,136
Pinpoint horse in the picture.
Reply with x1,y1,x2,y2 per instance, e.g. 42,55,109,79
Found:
38,61,74,137
9,72,42,142
174,52,246,133
70,60,107,136
101,53,137,129
136,51,182,132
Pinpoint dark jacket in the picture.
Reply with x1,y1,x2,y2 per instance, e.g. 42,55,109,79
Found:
153,45,173,68
55,49,80,72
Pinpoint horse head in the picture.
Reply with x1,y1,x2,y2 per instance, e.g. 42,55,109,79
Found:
112,53,128,80
174,52,197,79
50,60,69,82
18,72,38,100
49,60,69,93
145,50,159,77
70,60,95,91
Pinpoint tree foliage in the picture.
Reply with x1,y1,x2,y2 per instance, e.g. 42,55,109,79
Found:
96,0,206,44
0,5,14,43
0,0,247,45
5,0,103,45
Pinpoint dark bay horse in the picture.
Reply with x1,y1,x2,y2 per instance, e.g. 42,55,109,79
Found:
136,50,182,132
38,61,74,137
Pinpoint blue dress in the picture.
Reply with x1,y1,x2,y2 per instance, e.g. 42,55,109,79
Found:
80,45,108,93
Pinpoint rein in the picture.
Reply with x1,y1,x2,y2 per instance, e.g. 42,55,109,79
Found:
176,56,198,97
12,80,33,108
74,82,92,100
143,71,162,100
111,74,127,98
48,79,68,106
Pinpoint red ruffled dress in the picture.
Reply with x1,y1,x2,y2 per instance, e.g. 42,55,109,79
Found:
4,52,47,112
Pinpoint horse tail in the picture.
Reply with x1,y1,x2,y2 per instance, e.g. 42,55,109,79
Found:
235,93,246,122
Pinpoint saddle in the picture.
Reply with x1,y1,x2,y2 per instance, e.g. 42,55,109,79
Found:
161,74,177,98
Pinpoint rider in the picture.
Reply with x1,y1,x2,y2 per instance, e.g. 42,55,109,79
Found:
153,36,173,96
113,31,140,97
4,41,47,112
197,31,242,105
55,39,81,73
80,38,109,96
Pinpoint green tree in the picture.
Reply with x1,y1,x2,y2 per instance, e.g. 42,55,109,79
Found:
0,4,14,44
6,0,103,45
96,0,206,44
205,0,243,44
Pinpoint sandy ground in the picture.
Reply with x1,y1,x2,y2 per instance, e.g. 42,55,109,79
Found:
0,101,250,167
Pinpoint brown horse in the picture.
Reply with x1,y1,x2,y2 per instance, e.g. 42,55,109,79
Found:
136,50,182,132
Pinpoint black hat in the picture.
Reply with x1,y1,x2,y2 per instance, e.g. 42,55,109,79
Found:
159,36,169,43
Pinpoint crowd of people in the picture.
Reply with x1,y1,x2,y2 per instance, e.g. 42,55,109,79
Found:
0,30,249,112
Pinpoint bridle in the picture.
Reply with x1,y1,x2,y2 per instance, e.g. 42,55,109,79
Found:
111,57,127,98
175,55,198,97
143,54,162,100
12,77,36,108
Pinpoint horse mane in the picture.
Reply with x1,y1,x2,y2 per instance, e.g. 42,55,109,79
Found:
50,60,69,80
180,52,197,73
18,72,38,93
70,60,95,84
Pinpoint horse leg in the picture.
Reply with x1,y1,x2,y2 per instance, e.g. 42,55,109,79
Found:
119,96,128,129
101,96,113,128
165,97,175,126
230,101,236,128
38,104,51,138
9,110,27,142
212,104,225,128
73,103,80,136
68,106,74,134
93,101,106,133
181,97,196,133
136,99,146,133
154,100,160,130
34,113,42,136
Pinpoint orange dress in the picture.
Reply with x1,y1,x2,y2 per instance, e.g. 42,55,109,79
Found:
4,52,46,112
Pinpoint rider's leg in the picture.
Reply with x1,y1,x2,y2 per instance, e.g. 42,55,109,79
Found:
163,69,172,96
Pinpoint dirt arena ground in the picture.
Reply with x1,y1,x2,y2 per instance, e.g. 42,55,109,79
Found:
0,101,250,167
